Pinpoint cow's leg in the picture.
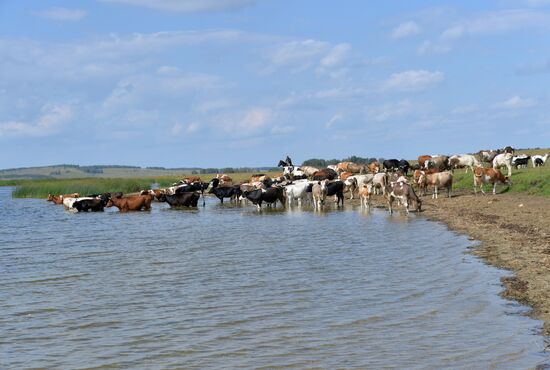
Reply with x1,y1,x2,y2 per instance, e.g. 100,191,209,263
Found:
493,183,497,195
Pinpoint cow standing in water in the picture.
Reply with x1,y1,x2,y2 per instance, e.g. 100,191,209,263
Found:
242,187,286,210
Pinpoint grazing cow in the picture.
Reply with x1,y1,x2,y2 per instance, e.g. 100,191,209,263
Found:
398,160,410,175
372,173,387,195
311,180,328,209
325,181,345,206
492,152,513,177
358,183,374,209
417,155,432,169
532,153,549,167
473,167,511,195
367,161,380,174
449,154,481,172
208,178,241,203
385,181,422,215
512,155,530,169
418,171,453,199
383,159,400,172
242,187,286,210
336,162,368,174
107,193,154,212
158,192,200,207
426,155,450,171
284,180,313,205
311,168,338,181
478,149,501,164
72,194,110,212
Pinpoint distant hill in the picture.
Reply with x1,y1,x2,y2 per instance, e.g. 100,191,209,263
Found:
0,164,277,180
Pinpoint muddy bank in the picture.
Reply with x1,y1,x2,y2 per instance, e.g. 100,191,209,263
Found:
363,191,550,334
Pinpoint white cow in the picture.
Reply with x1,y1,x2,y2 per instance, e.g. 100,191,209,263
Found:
372,173,387,195
344,174,374,200
532,153,549,167
449,154,481,173
284,180,313,205
492,152,513,177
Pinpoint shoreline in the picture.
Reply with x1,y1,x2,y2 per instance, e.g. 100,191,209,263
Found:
416,192,550,335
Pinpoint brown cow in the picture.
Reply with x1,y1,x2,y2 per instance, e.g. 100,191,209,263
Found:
413,168,440,195
418,171,453,199
358,183,374,209
216,174,233,186
311,168,338,181
250,174,271,183
183,176,202,183
473,167,511,195
368,161,380,174
47,193,80,204
417,155,432,169
106,193,154,212
339,171,353,181
336,162,367,174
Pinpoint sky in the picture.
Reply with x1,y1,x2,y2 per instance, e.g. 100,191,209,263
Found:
1,0,550,169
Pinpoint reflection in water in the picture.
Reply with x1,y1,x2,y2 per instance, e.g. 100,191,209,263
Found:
1,187,548,369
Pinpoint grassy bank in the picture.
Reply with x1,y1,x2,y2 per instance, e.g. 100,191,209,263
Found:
1,171,282,198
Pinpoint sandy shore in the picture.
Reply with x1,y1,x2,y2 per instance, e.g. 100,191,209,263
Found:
361,190,550,334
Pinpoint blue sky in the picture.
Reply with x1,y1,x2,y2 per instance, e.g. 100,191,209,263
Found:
1,0,550,168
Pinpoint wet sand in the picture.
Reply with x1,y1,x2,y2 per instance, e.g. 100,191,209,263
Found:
361,190,550,334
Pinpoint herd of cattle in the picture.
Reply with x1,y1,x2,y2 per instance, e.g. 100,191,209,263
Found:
46,148,549,215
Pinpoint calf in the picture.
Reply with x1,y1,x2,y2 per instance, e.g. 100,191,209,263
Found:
358,183,374,209
158,192,200,207
242,187,286,210
473,167,511,195
385,181,422,215
311,180,328,209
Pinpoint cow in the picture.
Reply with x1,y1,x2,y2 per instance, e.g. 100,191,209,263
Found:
512,155,530,169
413,169,439,195
358,183,374,209
417,155,432,169
47,194,64,204
72,194,110,212
532,153,549,168
383,159,400,172
492,152,513,177
473,167,511,195
326,181,345,206
344,174,374,200
372,173,387,195
216,174,233,186
385,181,422,215
449,154,481,172
284,180,313,206
339,171,354,181
311,168,338,181
107,193,154,212
158,192,200,207
311,180,328,209
426,155,450,171
250,174,272,184
336,162,368,174
242,187,286,210
478,149,501,164
208,178,241,203
367,161,380,174
418,171,453,199
398,160,410,175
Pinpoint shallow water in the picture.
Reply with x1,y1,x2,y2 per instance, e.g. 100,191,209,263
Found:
1,187,548,369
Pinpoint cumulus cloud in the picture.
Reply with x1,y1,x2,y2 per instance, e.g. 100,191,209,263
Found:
0,104,72,137
36,7,87,22
493,95,537,109
383,70,444,92
101,0,255,13
391,21,421,39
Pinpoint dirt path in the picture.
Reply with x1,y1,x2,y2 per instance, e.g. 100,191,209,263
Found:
361,191,550,334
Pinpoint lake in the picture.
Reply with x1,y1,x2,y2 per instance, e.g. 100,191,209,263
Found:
1,187,548,369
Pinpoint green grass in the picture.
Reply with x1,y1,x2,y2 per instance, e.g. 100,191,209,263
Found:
450,163,550,196
1,171,282,198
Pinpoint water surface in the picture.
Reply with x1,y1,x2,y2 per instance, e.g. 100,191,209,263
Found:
1,187,548,369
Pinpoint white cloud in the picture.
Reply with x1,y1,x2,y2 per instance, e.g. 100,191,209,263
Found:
36,7,87,22
391,21,421,39
239,108,272,130
383,70,444,92
101,0,255,13
366,99,431,122
320,43,351,68
0,104,72,137
157,65,180,74
171,122,183,135
325,113,343,128
493,95,537,109
186,122,200,133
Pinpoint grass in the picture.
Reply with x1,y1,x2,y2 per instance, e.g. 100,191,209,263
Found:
1,171,283,198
